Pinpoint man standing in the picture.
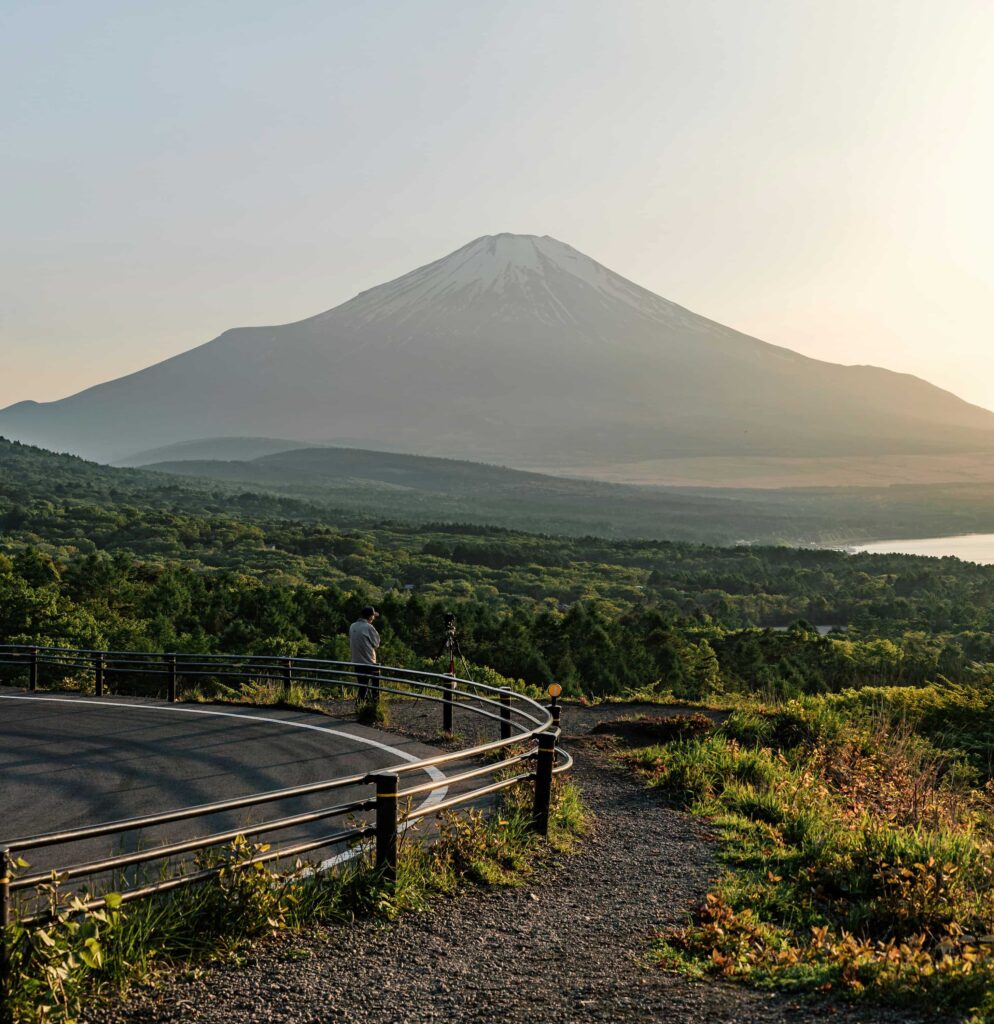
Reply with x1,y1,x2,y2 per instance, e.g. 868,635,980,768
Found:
349,606,381,708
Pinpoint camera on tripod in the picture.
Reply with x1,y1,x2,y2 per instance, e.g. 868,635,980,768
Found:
441,611,461,674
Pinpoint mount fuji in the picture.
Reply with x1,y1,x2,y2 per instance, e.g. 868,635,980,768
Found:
3,233,994,468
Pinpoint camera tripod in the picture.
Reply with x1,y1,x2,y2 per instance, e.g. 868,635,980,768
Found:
439,611,467,676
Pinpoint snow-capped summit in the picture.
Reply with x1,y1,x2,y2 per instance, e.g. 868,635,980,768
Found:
2,233,994,466
329,233,697,335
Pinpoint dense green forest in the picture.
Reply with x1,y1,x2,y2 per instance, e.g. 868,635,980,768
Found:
4,435,994,698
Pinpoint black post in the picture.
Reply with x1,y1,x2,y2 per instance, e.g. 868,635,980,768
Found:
372,772,399,882
93,653,104,697
167,654,178,703
499,687,512,742
29,647,38,692
531,730,557,836
0,846,11,1010
282,657,293,701
442,678,455,734
550,701,562,729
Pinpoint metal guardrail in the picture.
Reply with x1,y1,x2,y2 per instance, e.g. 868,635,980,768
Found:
0,643,571,983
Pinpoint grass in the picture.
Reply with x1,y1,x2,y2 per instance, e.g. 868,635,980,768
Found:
3,779,584,1024
622,690,994,1022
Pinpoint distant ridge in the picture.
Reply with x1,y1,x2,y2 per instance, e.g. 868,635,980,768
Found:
9,433,994,546
115,436,314,468
3,233,994,466
144,445,585,491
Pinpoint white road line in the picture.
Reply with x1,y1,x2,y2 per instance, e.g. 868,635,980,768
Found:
0,692,450,864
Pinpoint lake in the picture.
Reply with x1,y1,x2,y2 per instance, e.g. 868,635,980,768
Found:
855,534,994,565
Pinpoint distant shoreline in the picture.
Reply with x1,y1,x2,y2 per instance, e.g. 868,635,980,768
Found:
848,533,994,565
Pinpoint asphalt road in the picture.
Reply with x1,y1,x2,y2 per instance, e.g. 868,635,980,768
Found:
0,688,447,876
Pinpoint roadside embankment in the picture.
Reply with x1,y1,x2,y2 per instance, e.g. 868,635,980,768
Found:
86,703,933,1024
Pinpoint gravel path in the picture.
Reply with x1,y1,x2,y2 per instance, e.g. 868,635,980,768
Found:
86,705,938,1024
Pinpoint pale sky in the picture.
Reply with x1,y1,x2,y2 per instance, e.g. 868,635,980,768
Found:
2,0,992,411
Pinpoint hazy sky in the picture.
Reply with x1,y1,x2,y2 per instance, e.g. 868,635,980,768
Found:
2,0,992,411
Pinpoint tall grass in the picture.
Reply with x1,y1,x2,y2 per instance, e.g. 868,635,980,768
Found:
626,692,994,1021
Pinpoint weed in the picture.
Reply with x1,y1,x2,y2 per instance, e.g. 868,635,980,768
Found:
355,695,389,726
3,783,584,1023
627,697,994,1019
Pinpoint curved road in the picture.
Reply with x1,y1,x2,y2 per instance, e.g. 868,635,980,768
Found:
0,688,447,874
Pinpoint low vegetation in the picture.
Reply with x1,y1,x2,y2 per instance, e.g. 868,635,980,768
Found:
3,780,584,1023
622,687,994,1021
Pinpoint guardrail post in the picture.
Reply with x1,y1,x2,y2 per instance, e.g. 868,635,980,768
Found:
372,773,399,882
531,730,557,836
1,846,11,1008
29,647,38,692
499,688,512,741
282,657,293,701
442,678,455,734
93,653,104,697
550,701,562,729
167,654,178,703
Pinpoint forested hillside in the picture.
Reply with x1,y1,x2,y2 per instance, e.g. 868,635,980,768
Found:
4,436,994,699
141,443,994,545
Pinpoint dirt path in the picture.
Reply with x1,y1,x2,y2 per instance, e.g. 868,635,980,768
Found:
87,705,934,1024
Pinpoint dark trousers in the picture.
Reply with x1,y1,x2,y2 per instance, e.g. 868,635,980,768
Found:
356,665,380,701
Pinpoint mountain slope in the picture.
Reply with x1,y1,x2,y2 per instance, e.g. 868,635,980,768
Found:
3,233,994,465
